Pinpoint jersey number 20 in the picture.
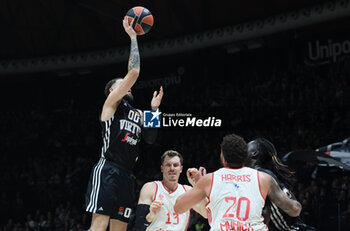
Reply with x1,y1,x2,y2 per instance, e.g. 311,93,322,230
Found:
223,197,250,221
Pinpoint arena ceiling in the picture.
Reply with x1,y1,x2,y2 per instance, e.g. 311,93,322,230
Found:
0,0,347,61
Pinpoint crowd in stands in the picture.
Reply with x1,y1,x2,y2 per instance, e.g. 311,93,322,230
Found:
1,45,350,231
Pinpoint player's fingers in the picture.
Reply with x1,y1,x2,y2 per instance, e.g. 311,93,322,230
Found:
187,168,196,177
187,169,194,179
130,17,135,27
153,200,163,206
199,167,207,176
191,168,199,175
186,169,191,178
153,91,157,98
155,203,163,209
122,17,128,28
159,86,164,98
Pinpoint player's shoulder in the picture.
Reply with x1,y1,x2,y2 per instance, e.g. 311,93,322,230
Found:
138,181,158,203
258,170,274,187
141,181,158,192
258,170,271,179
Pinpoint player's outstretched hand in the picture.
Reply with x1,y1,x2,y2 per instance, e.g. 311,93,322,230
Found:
151,86,164,110
187,167,207,186
123,16,137,39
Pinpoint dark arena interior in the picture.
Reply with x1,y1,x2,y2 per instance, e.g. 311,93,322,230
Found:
1,0,350,230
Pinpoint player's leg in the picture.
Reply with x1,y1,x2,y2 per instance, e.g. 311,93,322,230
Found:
85,159,112,230
109,167,136,231
89,213,110,231
109,219,128,231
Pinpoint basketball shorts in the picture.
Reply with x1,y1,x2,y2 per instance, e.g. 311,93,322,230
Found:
85,158,135,222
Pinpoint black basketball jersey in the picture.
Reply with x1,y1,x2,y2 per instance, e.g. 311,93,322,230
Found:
100,99,142,171
257,168,315,231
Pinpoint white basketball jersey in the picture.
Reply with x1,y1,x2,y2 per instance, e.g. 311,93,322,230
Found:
205,167,267,231
147,181,190,231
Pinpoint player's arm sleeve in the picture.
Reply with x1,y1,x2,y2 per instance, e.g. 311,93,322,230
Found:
135,182,156,230
135,204,152,231
142,128,158,144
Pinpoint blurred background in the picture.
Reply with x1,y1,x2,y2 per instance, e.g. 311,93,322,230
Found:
1,0,350,230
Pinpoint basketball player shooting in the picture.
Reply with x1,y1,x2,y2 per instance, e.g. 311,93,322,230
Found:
85,17,163,231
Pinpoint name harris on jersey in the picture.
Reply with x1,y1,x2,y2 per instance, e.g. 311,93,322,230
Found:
221,174,251,182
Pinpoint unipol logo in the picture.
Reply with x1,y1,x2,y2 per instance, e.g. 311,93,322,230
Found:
308,39,350,63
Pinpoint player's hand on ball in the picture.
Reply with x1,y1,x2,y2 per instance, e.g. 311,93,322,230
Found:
151,86,164,110
123,16,137,39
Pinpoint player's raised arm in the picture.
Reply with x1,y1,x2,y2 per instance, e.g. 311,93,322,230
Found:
142,86,164,144
102,17,140,120
183,184,208,218
261,171,302,217
184,167,208,218
151,86,163,110
174,173,211,214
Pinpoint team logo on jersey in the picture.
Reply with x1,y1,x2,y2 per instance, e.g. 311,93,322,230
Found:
118,206,124,215
143,109,161,128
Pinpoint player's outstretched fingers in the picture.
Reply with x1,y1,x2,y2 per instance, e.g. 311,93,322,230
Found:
187,168,198,186
199,167,207,176
159,86,164,99
187,168,198,177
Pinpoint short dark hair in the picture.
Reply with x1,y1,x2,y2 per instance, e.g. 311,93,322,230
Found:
160,150,183,165
221,134,248,165
104,78,122,97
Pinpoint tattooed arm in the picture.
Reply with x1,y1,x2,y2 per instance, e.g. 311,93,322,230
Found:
103,17,140,112
261,171,302,217
128,37,140,72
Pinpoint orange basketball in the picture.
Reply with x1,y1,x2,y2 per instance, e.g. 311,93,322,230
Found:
125,6,154,35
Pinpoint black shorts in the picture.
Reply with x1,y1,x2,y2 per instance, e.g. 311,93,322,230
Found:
85,158,135,222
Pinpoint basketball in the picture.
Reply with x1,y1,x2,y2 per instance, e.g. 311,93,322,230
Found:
125,6,154,35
